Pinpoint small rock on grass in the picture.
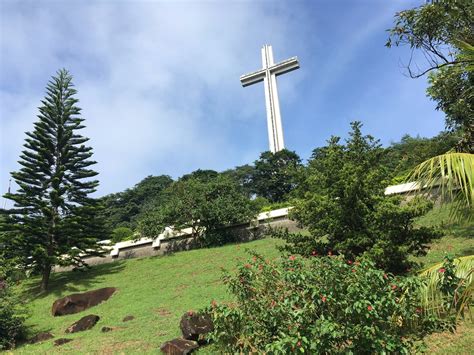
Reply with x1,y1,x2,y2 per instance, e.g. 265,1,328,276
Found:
122,315,135,322
65,314,100,333
29,331,54,344
180,312,213,341
160,338,199,354
54,338,73,346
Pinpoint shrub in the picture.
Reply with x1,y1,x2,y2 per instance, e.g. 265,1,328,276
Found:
0,285,26,350
285,122,441,273
111,226,134,243
0,256,26,350
204,252,448,354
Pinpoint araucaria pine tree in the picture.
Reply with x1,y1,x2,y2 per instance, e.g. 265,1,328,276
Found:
1,69,103,291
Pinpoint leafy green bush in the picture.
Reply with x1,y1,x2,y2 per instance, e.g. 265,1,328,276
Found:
0,256,26,350
204,252,448,353
286,122,441,273
111,226,134,243
0,285,26,350
138,175,257,246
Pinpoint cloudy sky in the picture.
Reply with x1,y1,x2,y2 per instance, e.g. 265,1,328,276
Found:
1,0,445,197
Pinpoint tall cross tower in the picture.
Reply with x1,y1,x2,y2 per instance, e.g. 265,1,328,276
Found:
240,45,300,153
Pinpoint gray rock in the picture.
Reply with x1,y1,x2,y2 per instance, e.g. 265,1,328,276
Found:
65,314,100,333
29,331,54,344
122,315,135,322
54,338,73,346
52,287,116,316
180,312,213,341
160,338,199,354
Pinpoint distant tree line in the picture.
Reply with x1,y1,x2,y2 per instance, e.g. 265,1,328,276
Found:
98,129,460,240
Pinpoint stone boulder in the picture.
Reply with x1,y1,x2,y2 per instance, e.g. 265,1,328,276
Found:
52,287,116,316
101,326,113,333
54,338,73,346
29,331,54,344
65,314,100,333
160,338,198,354
179,312,213,341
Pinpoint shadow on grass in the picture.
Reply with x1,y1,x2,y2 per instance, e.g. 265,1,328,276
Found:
21,261,126,301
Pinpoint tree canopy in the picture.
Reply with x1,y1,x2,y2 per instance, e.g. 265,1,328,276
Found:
1,69,103,291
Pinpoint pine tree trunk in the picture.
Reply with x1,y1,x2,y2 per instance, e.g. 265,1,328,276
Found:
40,264,51,292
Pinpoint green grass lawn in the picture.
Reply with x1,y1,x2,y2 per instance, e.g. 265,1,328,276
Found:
414,203,473,267
9,204,473,354
12,238,284,354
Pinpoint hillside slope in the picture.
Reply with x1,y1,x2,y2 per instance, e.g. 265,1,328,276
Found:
15,238,283,354
11,205,473,354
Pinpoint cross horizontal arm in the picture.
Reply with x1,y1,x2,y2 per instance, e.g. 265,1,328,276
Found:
240,69,266,87
270,57,299,76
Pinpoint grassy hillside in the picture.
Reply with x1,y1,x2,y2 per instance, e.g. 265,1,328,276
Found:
13,238,283,354
9,204,473,354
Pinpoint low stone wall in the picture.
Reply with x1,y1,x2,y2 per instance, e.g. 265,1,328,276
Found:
54,217,300,272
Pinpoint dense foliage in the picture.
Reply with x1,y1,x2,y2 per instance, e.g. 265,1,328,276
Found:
205,252,449,354
98,175,173,232
111,226,134,243
0,255,26,350
383,131,460,182
138,175,258,246
1,70,103,291
283,122,440,273
251,149,303,203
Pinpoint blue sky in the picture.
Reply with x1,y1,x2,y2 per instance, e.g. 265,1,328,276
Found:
1,0,445,197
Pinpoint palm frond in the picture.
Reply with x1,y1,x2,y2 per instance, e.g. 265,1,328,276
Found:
408,153,474,221
419,256,474,320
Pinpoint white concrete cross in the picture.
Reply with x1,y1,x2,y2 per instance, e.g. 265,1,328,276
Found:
240,45,300,153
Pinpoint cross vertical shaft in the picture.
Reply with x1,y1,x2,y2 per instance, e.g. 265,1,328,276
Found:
240,45,299,153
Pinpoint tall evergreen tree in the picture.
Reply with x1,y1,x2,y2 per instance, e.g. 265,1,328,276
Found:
1,69,103,291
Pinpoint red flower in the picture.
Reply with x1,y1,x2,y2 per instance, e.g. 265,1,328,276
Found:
351,269,356,273
252,256,257,261
328,251,333,256
211,300,217,307
367,305,373,311
297,341,302,347
312,250,318,256
438,268,446,273
347,260,353,265
187,310,194,316
289,268,294,271
289,255,296,261
383,273,388,280
270,300,276,307
258,264,263,270
244,264,251,269
391,284,397,290
416,308,422,314
321,296,327,303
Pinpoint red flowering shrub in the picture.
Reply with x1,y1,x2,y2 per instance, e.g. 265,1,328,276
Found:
204,252,446,353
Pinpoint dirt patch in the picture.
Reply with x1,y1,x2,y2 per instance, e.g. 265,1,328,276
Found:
155,307,172,317
175,284,188,292
100,340,153,354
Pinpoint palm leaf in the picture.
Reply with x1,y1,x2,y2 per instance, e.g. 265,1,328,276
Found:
419,256,474,320
408,153,474,221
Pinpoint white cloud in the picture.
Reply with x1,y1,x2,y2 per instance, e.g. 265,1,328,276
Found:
0,0,309,196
